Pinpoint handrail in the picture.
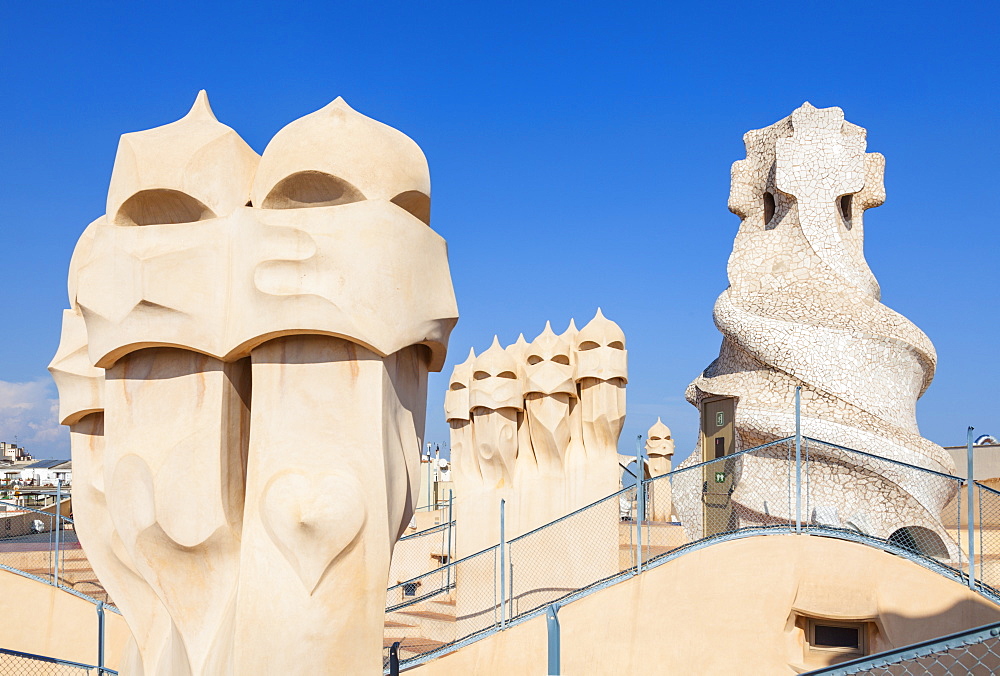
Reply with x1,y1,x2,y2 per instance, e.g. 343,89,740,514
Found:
976,480,1000,498
654,436,795,477
398,519,454,542
802,619,1000,674
387,544,496,594
413,501,450,512
508,486,633,544
0,647,118,674
801,436,964,481
0,562,121,613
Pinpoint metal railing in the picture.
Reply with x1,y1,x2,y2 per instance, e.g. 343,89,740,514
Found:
804,620,1000,675
1,441,992,674
397,517,455,552
0,498,115,607
973,482,1000,597
0,501,117,674
382,427,1000,671
388,514,457,592
413,500,451,513
0,648,117,675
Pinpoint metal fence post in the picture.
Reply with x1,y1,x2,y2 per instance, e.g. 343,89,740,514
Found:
546,604,561,676
427,447,433,510
446,490,454,589
635,434,644,573
96,601,106,674
499,499,506,629
389,640,400,676
968,426,975,589
795,386,802,535
54,478,62,586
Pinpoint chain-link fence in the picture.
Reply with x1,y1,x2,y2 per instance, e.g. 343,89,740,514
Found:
804,621,1000,675
387,519,456,593
974,483,1000,596
383,543,499,669
0,499,72,585
800,438,964,575
508,487,634,621
55,527,114,605
0,498,115,607
0,648,116,675
644,437,967,577
657,437,796,551
384,433,1000,672
382,482,659,672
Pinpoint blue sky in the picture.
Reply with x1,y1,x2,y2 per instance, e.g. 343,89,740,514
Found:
1,2,997,461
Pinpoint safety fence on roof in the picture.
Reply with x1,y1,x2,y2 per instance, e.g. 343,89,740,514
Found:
803,620,1000,675
387,513,457,596
398,518,455,545
0,648,117,675
0,489,458,616
382,434,1000,673
0,497,116,609
2,442,998,674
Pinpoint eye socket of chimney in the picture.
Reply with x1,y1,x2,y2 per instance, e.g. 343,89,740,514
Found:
763,191,776,226
262,171,365,210
839,194,853,229
115,189,216,227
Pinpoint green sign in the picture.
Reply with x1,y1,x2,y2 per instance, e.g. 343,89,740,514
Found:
715,472,726,483
716,411,724,427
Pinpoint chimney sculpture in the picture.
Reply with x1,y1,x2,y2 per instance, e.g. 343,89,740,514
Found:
49,246,172,673
447,310,626,556
678,103,957,550
469,337,524,490
523,322,577,474
572,309,628,500
645,418,675,522
445,348,477,488
49,93,458,675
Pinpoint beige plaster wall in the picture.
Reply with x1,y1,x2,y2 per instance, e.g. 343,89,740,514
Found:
0,568,129,670
946,445,1000,482
411,535,1000,675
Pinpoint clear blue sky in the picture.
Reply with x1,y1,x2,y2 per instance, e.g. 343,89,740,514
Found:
1,2,997,461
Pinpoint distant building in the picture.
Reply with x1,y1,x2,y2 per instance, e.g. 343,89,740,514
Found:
416,448,452,511
19,459,72,486
944,434,1000,482
0,442,32,463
